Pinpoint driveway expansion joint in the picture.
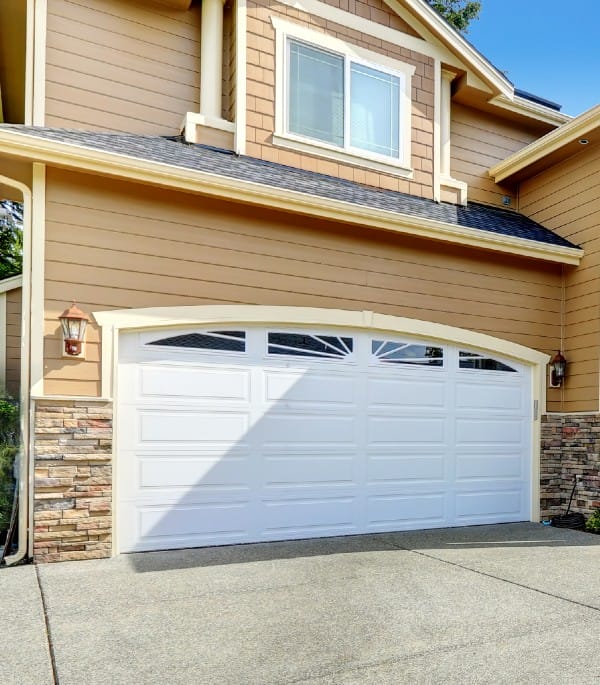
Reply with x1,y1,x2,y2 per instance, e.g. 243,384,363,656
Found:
388,542,600,615
34,565,60,685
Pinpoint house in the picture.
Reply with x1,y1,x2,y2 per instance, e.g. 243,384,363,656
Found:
0,0,596,564
0,274,22,399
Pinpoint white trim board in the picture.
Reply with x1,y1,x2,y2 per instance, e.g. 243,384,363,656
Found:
0,275,23,294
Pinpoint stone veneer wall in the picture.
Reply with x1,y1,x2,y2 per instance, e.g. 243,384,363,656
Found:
541,414,600,520
33,399,113,563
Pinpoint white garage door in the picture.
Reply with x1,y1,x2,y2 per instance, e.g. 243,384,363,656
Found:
117,327,532,553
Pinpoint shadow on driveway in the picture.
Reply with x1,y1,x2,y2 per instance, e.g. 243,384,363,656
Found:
125,521,600,574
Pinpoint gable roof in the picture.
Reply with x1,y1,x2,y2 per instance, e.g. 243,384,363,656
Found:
384,0,570,126
490,104,600,183
0,125,582,265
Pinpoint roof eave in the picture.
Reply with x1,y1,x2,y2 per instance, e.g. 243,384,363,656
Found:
491,104,600,182
0,274,23,293
0,129,583,267
491,94,571,127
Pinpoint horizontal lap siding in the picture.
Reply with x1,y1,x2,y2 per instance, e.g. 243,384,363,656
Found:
246,0,434,199
520,144,600,412
6,288,21,397
451,104,547,208
45,0,200,134
43,168,561,398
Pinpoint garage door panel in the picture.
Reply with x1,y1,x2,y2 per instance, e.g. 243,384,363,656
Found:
368,417,446,444
137,410,250,445
260,496,358,538
136,502,253,545
138,364,251,402
264,370,357,405
367,377,446,408
367,493,446,527
456,381,523,411
261,414,357,444
263,454,358,487
455,453,523,480
454,489,524,520
455,418,523,445
367,454,446,482
139,455,252,489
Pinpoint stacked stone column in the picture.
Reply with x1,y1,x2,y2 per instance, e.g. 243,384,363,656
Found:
33,400,112,563
541,414,600,520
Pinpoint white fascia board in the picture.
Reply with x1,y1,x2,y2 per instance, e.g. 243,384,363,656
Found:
490,94,572,128
490,104,600,182
0,274,23,294
385,0,512,94
0,129,584,266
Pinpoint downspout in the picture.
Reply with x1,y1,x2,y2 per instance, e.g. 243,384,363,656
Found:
2,176,33,566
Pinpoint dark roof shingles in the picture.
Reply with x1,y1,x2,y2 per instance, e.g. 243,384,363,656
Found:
0,125,578,250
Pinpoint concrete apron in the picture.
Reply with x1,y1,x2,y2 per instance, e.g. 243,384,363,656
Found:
6,523,600,684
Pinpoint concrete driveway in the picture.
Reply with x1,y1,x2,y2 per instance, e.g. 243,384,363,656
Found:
2,523,600,684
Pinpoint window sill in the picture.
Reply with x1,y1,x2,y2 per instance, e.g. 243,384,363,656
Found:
272,133,414,179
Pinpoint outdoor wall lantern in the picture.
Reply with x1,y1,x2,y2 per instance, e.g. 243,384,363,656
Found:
549,350,567,387
59,303,90,357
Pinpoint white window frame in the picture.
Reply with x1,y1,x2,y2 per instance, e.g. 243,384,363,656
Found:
272,17,415,177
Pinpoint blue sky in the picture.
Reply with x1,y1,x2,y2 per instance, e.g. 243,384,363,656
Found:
465,0,600,116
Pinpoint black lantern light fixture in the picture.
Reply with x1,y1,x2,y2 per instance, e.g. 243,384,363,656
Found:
549,350,567,387
59,303,90,356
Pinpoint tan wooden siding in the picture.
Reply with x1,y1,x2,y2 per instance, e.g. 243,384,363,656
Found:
520,144,600,413
450,104,546,208
43,167,562,401
223,1,236,122
5,287,21,398
0,0,27,124
245,0,435,199
45,0,201,134
0,158,31,196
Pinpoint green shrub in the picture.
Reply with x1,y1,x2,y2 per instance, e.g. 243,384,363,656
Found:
0,445,16,531
0,398,19,446
0,398,19,535
586,509,600,534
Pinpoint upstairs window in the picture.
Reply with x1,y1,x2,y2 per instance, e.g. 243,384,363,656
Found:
272,18,414,175
288,39,402,161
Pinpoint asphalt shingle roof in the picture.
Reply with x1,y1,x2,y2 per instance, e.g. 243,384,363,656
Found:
0,125,578,250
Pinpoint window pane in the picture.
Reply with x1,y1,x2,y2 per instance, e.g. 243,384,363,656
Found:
268,332,353,358
350,63,400,158
459,351,516,372
288,41,344,147
147,331,246,352
372,340,443,366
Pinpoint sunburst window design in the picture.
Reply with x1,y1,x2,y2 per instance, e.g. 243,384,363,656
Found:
459,351,516,372
146,330,246,352
268,332,353,358
372,340,444,366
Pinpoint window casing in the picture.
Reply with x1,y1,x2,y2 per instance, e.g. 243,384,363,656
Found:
272,18,414,176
